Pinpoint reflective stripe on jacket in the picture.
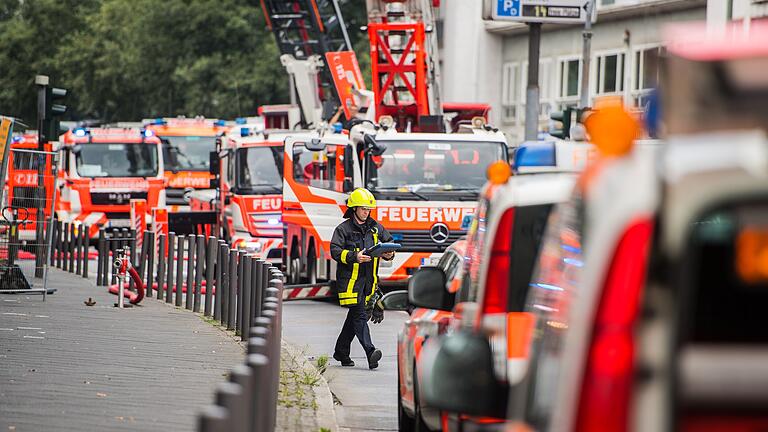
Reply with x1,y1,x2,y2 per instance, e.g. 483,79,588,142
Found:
330,217,393,307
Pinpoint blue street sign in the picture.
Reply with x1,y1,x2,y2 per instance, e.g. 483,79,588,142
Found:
497,0,521,17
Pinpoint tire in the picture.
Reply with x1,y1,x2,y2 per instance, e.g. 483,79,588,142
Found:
307,247,317,285
288,256,301,285
413,362,431,432
398,362,415,432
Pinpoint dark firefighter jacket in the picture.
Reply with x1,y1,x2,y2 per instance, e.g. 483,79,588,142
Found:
330,217,393,307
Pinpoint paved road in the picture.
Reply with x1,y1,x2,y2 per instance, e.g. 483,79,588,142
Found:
0,267,244,432
282,300,408,432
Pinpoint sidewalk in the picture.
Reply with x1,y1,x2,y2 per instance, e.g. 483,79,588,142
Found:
0,267,244,431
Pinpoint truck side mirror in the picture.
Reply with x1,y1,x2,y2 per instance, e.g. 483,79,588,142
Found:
364,134,387,156
343,178,354,193
209,151,220,176
420,331,508,417
343,146,355,174
408,267,454,311
380,290,409,313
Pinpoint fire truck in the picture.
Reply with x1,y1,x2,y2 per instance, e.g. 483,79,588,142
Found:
144,117,228,210
5,133,54,242
216,123,304,264
283,121,508,285
56,127,166,238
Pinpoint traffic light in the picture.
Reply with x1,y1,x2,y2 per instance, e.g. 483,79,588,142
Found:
549,107,573,139
35,75,68,145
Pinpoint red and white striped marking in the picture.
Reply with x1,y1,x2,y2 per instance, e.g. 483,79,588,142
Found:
282,285,333,301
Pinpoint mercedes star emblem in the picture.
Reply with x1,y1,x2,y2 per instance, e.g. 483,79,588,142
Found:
430,223,449,244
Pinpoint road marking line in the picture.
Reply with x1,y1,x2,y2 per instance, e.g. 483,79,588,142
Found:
17,327,42,330
35,315,49,318
0,328,14,331
2,313,27,316
23,336,44,339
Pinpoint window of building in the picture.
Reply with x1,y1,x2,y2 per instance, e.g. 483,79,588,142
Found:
632,45,665,107
595,52,626,95
501,62,521,123
558,57,582,101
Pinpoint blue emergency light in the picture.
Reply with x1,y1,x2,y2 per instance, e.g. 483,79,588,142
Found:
142,129,154,138
73,128,88,137
214,120,226,127
240,127,250,137
332,122,343,133
235,117,247,125
151,118,167,126
514,142,556,168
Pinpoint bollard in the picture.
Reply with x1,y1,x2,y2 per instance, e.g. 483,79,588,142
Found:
228,365,253,432
145,231,155,298
246,353,270,432
75,224,84,276
252,260,264,322
204,236,217,317
156,233,166,301
61,222,70,272
240,255,252,341
166,232,176,304
97,228,106,285
214,382,243,432
264,296,281,432
54,221,62,269
82,225,89,279
68,222,75,272
226,250,238,330
136,231,149,294
128,228,137,291
50,222,58,266
185,236,196,310
110,230,119,284
247,330,270,355
236,251,247,334
216,244,228,324
194,235,205,313
175,235,186,307
198,405,229,432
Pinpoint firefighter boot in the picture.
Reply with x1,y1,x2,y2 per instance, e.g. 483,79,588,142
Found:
367,349,382,370
333,353,355,367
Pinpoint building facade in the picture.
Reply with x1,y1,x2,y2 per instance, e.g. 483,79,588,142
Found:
440,0,707,144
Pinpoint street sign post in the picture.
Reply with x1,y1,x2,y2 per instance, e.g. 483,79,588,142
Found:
490,0,596,24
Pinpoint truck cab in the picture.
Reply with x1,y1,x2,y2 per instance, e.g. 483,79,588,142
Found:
281,120,508,287
145,117,228,210
218,124,291,263
57,127,165,237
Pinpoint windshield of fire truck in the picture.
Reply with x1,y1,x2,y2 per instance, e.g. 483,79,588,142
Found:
74,143,159,178
161,135,216,172
235,146,284,192
368,140,507,191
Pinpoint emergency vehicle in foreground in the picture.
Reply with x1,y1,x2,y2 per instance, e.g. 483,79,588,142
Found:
421,22,768,432
145,117,227,210
5,133,54,242
381,140,595,431
56,127,165,238
282,119,508,286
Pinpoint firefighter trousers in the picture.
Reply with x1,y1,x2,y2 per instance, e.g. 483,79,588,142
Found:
334,303,375,359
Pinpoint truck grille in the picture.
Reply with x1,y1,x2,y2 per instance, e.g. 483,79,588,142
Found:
389,230,465,252
90,192,148,205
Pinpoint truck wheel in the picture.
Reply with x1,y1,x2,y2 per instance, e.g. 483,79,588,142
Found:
288,256,301,284
307,248,317,285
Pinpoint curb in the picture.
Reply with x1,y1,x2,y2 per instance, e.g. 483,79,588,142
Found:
281,340,340,432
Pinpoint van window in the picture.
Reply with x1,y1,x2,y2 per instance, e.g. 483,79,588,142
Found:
292,144,345,192
683,204,768,344
522,196,585,429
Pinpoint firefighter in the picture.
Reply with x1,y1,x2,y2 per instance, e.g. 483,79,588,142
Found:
330,188,395,369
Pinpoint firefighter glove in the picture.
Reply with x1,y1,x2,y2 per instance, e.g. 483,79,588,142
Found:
371,303,384,324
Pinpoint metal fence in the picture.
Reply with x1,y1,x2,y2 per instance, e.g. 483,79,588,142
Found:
0,148,58,297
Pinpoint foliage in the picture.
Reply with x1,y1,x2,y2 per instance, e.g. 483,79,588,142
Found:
0,0,368,124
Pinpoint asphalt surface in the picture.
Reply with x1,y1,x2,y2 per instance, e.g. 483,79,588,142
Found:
282,300,408,432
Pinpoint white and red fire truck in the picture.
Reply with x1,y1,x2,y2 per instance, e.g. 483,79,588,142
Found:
283,121,508,286
56,127,165,238
144,117,228,210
